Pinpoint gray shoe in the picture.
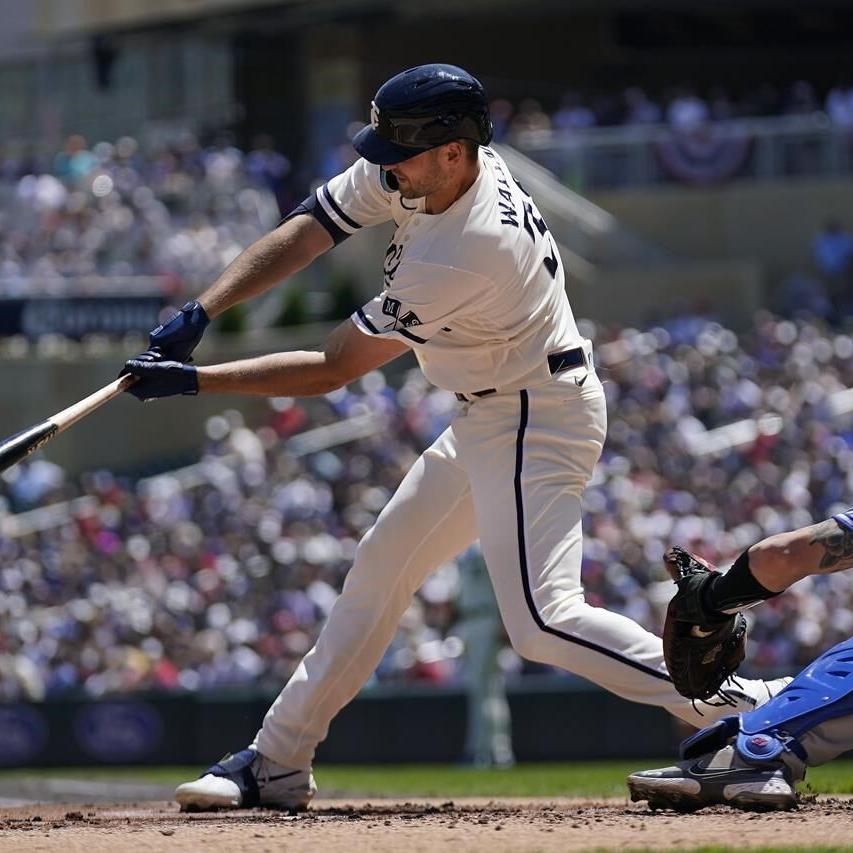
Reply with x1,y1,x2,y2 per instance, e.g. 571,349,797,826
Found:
627,744,797,812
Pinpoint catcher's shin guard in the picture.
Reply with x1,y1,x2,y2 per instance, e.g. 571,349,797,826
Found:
680,636,853,767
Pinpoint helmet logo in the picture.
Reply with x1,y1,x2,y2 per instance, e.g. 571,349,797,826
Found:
370,101,380,130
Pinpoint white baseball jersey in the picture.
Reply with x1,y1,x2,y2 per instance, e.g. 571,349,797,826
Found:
302,148,583,393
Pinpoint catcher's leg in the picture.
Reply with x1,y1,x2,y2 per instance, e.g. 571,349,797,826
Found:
253,426,477,769
628,636,853,811
457,378,780,728
683,634,853,772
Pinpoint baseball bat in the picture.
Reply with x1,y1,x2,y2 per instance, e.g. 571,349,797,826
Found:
0,374,136,473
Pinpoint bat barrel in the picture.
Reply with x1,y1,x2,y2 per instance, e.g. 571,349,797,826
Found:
0,421,58,473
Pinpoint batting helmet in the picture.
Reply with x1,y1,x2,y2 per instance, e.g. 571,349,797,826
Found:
352,63,493,166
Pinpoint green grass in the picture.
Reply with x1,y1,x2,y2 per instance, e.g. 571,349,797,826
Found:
615,849,853,853
2,760,852,799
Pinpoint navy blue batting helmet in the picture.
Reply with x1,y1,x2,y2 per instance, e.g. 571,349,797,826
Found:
352,63,493,165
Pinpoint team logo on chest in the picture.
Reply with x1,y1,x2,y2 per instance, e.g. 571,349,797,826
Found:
381,240,421,330
383,242,403,287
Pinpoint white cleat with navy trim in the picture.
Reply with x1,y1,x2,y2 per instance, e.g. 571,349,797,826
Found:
721,675,793,710
174,748,316,811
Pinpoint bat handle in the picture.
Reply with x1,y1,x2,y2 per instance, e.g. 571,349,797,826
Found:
52,373,138,433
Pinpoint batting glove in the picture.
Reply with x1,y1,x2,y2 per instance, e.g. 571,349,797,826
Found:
123,350,199,401
148,300,210,362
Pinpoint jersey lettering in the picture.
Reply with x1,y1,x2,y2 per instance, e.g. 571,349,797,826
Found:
491,156,519,228
517,183,561,281
522,200,548,241
499,200,518,227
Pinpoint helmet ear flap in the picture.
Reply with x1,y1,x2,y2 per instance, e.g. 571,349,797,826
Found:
482,115,494,145
380,169,399,192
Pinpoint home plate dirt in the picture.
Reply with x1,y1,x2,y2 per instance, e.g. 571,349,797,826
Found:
1,797,852,852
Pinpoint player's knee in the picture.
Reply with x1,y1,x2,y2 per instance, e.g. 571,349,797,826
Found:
507,623,552,663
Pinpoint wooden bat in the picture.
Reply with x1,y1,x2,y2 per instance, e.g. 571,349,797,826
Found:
0,374,136,473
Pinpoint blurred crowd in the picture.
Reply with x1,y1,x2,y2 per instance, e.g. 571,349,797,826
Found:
1,313,851,701
494,78,853,140
0,132,296,299
3,134,853,311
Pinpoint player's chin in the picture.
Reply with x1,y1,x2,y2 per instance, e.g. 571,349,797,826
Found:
397,185,422,200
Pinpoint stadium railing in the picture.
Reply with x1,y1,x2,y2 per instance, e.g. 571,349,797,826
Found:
513,113,853,191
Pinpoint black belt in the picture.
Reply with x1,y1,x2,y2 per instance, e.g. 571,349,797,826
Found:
454,346,587,403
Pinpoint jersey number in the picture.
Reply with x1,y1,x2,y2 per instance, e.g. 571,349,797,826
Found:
520,191,560,280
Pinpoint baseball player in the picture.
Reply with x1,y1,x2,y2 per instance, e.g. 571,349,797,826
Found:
457,544,515,767
628,508,853,810
121,64,789,811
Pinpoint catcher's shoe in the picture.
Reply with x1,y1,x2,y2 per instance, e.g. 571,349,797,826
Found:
627,744,797,812
174,748,316,811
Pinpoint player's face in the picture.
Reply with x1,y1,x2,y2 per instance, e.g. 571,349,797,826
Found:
385,148,450,199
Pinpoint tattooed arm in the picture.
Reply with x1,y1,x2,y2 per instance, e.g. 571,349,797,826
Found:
748,510,853,592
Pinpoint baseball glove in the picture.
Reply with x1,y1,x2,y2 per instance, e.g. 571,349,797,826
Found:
661,546,747,702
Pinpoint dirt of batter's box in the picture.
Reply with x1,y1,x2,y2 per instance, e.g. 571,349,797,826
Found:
0,796,852,852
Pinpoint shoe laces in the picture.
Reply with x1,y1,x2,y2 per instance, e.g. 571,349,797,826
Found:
691,675,743,716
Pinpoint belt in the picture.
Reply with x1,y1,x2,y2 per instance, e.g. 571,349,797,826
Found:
454,345,588,403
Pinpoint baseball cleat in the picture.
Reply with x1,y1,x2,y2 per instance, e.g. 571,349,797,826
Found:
627,744,797,812
719,675,793,710
760,676,794,702
174,748,316,811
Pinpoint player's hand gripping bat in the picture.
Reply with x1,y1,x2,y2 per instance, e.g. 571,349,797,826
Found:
0,374,137,473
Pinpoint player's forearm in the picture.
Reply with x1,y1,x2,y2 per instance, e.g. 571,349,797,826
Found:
749,520,853,590
196,351,344,397
197,216,332,319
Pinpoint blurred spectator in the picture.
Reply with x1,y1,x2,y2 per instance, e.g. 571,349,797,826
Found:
775,270,832,321
812,219,853,277
246,134,292,214
552,91,596,134
812,219,853,316
784,80,819,116
665,87,710,131
708,87,736,122
457,544,514,767
489,98,515,142
53,135,98,184
510,98,552,134
623,87,662,126
740,83,782,118
826,80,853,130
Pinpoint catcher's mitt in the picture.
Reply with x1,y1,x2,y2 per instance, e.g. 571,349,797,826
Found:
662,546,747,702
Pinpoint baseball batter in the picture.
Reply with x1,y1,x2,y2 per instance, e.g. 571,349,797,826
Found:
122,64,788,811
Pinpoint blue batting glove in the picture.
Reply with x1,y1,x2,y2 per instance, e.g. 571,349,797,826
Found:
149,300,210,362
123,350,199,401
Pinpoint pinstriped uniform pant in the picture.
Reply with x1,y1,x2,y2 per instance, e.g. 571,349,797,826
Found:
255,369,767,768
